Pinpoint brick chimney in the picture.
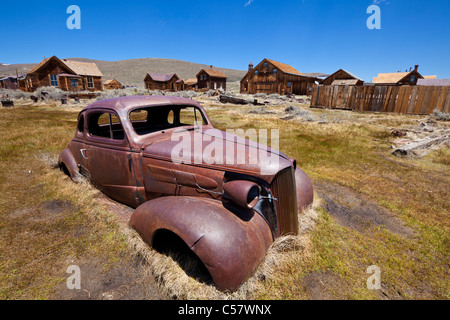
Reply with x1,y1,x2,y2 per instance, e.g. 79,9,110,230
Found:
414,65,419,72
210,65,213,71
248,61,254,72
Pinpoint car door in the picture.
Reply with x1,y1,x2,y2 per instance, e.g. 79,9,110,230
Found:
84,109,139,207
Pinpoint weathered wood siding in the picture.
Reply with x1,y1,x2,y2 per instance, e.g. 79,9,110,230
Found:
242,61,316,96
145,76,180,91
197,71,226,91
25,58,102,92
310,85,450,114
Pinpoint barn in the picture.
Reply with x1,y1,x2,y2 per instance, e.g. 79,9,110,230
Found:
196,66,227,91
240,59,319,96
144,73,180,91
104,79,122,90
24,56,103,92
322,69,364,86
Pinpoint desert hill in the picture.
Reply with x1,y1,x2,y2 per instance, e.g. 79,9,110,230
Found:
0,57,247,88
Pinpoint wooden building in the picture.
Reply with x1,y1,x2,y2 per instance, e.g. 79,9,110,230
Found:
0,75,26,90
184,78,198,91
322,69,364,86
240,59,319,96
144,73,180,91
24,56,103,92
175,79,185,91
196,66,227,91
372,65,424,85
417,78,450,86
331,79,363,86
104,79,122,90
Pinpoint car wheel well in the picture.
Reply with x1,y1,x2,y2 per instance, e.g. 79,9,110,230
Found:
59,162,70,177
151,229,213,285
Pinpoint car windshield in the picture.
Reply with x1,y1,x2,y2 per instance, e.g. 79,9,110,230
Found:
129,105,208,136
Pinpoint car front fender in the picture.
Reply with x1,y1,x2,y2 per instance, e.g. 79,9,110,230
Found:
129,196,273,291
295,167,314,210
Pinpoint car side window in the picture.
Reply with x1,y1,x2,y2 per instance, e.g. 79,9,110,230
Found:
77,114,84,134
88,112,125,140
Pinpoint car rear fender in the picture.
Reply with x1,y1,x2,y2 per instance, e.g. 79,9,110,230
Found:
58,148,80,181
129,196,273,292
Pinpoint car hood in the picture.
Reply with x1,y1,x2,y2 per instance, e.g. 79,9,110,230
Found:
141,127,294,182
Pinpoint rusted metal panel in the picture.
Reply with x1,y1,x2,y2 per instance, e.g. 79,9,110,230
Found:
129,196,273,292
59,95,314,291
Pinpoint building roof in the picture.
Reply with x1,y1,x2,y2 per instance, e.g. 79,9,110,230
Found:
423,75,437,79
331,79,362,86
185,78,198,85
266,59,302,75
27,56,103,77
372,71,422,84
417,79,450,86
146,73,177,82
62,59,103,77
27,57,53,74
198,68,227,79
303,72,330,79
323,69,362,82
104,79,121,85
341,69,362,80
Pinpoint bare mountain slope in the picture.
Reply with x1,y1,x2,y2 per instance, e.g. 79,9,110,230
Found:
0,57,247,88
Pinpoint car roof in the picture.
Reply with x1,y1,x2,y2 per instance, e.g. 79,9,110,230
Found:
83,95,202,113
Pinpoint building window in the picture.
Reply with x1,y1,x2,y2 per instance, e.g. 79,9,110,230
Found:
50,74,58,87
410,75,416,83
264,62,268,68
287,82,292,87
214,82,217,90
71,79,78,88
273,69,277,74
254,70,258,75
87,77,94,88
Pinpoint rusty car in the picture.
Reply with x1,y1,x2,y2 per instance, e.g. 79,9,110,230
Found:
59,95,314,291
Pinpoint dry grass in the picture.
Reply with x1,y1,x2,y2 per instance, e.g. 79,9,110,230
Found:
124,200,320,300
1,100,448,300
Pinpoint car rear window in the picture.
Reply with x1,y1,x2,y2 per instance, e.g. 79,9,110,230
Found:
129,105,207,136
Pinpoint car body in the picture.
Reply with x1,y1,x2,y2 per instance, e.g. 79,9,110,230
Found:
59,95,314,291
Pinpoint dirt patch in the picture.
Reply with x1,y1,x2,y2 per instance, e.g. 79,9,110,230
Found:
8,200,77,222
42,199,77,215
301,271,344,300
315,181,416,238
53,258,163,300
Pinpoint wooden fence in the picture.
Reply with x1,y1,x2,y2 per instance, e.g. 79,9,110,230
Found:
310,85,450,115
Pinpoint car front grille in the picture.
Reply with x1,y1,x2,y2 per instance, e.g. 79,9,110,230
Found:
270,166,298,236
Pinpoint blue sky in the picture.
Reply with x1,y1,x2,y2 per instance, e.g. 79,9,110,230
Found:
0,0,449,81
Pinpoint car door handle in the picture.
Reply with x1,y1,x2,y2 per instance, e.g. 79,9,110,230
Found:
80,149,88,160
